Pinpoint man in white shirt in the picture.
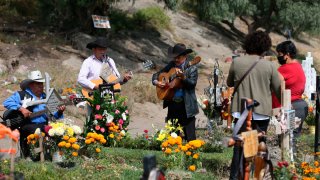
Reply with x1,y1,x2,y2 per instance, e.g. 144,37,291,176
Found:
77,37,131,90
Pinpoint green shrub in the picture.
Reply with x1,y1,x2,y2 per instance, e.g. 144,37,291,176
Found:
133,7,170,30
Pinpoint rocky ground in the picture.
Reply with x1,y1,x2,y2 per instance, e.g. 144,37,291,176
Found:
0,1,319,165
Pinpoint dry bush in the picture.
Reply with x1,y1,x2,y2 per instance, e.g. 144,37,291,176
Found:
121,73,160,110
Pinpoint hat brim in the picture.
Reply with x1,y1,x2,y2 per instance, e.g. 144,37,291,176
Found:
168,48,193,58
20,78,45,90
86,42,108,50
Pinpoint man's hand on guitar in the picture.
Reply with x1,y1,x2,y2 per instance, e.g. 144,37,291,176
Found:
153,80,167,88
176,69,186,80
123,71,133,82
19,107,32,118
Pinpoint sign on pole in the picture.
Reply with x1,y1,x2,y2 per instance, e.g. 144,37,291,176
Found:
92,15,111,29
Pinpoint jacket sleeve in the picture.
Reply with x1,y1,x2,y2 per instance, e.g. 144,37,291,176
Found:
182,66,198,89
53,111,64,119
3,92,22,110
227,61,235,87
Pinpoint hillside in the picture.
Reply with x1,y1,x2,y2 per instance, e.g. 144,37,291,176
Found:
0,1,320,137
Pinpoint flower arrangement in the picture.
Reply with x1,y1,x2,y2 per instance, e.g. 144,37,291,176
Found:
26,129,46,158
297,160,320,180
161,133,205,171
84,92,130,146
197,95,215,119
156,119,183,142
273,161,298,179
44,121,82,157
57,136,80,162
83,132,107,158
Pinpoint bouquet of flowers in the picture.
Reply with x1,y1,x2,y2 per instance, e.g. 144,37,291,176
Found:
57,136,80,162
27,129,46,159
84,92,130,147
44,121,82,159
83,132,107,158
156,119,183,142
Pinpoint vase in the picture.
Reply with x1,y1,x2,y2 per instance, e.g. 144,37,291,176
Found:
52,151,63,163
309,125,316,134
56,161,76,169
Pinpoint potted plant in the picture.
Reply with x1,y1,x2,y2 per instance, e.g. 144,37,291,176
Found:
305,113,316,134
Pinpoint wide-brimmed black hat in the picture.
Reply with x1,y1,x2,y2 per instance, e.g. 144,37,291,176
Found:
86,37,108,50
168,43,193,58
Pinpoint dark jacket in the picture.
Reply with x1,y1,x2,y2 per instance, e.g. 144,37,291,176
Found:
152,58,199,118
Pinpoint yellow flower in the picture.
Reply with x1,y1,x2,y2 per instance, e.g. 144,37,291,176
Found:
189,165,196,171
157,133,166,141
96,148,101,153
66,127,74,137
109,134,114,138
72,152,78,157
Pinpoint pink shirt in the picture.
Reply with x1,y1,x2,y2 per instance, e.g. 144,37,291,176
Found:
77,55,120,90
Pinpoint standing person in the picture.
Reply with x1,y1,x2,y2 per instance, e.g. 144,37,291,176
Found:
77,37,132,91
272,40,307,135
227,31,281,179
152,43,199,142
3,70,65,158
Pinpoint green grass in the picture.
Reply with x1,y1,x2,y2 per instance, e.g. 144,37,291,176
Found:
0,147,232,179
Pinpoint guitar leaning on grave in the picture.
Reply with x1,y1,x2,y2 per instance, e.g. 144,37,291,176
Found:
156,56,201,100
81,60,154,99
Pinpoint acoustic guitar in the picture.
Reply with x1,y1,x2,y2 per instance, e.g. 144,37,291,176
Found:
81,60,155,99
156,56,201,100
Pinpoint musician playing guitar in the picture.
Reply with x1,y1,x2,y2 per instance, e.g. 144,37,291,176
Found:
77,37,132,91
2,70,65,159
152,43,199,142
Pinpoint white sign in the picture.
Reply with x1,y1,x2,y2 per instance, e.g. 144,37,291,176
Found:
46,89,63,114
92,15,111,29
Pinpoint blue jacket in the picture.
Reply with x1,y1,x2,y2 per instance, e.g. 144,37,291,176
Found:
3,88,63,124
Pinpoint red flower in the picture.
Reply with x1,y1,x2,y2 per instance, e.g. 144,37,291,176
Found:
144,130,148,134
44,125,52,134
277,162,283,168
95,114,103,120
96,105,101,110
282,161,289,167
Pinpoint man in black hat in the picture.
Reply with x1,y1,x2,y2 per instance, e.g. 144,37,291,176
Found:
78,37,132,91
152,43,199,141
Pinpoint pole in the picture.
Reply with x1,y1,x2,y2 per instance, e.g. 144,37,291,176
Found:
314,76,320,158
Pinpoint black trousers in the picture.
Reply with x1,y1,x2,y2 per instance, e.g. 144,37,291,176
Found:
20,123,46,158
166,101,196,142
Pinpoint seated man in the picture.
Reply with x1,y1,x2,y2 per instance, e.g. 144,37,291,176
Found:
2,70,65,158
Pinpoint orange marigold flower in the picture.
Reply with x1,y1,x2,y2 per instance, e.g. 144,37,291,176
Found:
63,135,69,141
68,137,77,144
85,139,91,144
100,139,107,144
314,161,319,167
34,134,39,139
41,132,45,137
174,148,180,153
90,138,95,142
72,152,78,157
193,153,199,159
165,148,172,154
31,140,36,145
180,146,188,152
28,134,35,140
162,141,169,148
186,151,192,156
65,143,71,148
96,148,101,153
58,141,66,147
72,144,80,150
188,165,196,171
168,139,176,145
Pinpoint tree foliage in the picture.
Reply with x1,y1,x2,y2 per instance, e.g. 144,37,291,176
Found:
182,0,320,36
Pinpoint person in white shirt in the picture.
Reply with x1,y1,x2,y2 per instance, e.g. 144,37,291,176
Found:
77,37,132,90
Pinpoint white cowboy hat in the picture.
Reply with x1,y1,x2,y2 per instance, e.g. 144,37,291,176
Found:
20,70,45,90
